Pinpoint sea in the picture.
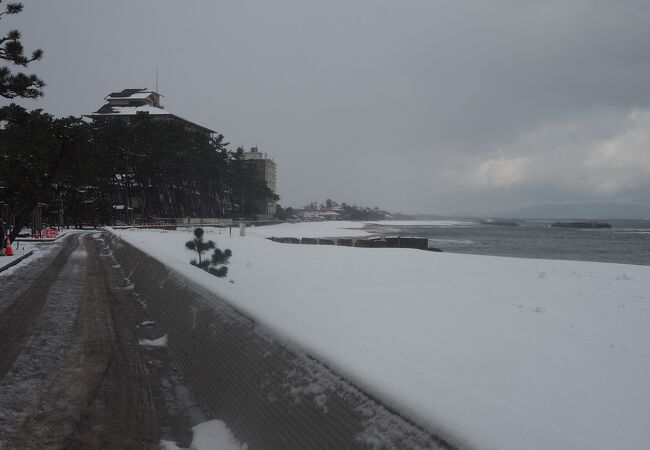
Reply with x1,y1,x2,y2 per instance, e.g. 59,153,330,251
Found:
377,220,650,266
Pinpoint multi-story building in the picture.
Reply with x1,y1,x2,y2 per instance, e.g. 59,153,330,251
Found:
243,147,277,220
86,89,278,222
87,88,215,136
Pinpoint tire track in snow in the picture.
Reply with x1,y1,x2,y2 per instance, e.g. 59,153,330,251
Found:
0,234,80,378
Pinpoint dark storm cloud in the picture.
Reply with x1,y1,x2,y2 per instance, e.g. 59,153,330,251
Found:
6,0,650,214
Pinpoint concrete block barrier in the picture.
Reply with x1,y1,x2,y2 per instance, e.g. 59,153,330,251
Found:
106,233,452,450
399,237,429,250
398,237,415,248
412,238,430,250
267,236,439,253
386,237,400,248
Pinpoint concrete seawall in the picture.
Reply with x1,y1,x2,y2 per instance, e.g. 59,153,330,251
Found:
105,232,454,450
267,236,442,252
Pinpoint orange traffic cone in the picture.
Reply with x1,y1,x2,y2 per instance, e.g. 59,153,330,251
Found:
4,237,13,256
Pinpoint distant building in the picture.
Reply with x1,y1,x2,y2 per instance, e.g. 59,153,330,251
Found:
299,210,341,221
86,88,215,136
242,147,277,220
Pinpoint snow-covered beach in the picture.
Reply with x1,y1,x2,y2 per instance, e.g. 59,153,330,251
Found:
110,221,650,450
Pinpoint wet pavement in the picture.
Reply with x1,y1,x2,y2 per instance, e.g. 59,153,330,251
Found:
0,233,204,450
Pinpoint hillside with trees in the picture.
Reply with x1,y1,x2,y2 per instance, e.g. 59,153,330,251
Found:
276,198,412,221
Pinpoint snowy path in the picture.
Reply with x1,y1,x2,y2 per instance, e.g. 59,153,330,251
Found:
0,234,206,449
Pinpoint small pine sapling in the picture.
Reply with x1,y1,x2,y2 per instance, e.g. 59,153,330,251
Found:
185,228,215,265
208,248,232,277
185,228,232,277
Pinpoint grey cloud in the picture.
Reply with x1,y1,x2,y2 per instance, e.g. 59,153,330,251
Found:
6,0,650,214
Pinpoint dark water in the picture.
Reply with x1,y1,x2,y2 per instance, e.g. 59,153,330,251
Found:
382,220,650,265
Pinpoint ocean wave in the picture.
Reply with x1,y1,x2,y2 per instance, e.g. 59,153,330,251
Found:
428,238,475,245
366,220,476,227
613,229,650,234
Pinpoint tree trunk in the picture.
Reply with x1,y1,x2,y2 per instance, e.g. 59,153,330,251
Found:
9,205,34,243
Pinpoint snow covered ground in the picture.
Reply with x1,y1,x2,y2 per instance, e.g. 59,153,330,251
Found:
110,222,650,450
160,420,247,450
0,229,89,275
247,220,370,238
0,242,44,275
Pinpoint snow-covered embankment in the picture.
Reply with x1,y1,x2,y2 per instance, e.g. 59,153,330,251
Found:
105,224,448,449
110,221,650,450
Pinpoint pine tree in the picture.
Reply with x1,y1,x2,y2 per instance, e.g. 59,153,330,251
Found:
185,228,232,278
0,105,96,241
208,248,232,277
0,2,45,99
185,228,215,265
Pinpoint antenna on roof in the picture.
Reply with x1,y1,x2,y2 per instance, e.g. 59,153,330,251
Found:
155,68,159,93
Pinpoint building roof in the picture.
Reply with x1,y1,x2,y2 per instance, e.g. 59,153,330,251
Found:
91,104,172,116
105,92,154,101
107,88,146,98
87,88,216,134
87,107,216,135
105,88,163,100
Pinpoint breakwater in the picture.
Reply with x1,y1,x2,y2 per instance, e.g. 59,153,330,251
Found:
268,236,442,251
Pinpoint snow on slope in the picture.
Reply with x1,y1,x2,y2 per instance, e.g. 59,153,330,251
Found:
190,420,247,450
111,223,650,450
160,419,247,450
0,242,50,276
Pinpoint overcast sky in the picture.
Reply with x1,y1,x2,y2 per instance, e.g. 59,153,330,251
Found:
5,0,650,215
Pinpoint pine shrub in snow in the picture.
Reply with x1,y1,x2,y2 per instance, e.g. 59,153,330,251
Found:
209,247,232,277
185,228,215,264
185,228,231,277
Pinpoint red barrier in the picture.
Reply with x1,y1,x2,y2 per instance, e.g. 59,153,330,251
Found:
41,230,60,239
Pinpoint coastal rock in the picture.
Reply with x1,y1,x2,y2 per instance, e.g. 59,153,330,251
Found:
481,220,519,227
550,222,611,229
